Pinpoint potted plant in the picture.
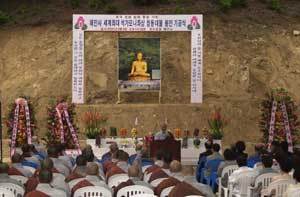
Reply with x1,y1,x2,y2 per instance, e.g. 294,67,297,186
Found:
82,110,108,146
208,108,226,145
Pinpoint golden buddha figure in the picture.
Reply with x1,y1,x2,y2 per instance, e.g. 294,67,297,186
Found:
128,52,150,81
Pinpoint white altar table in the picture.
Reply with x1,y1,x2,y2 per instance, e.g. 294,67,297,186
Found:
86,138,221,166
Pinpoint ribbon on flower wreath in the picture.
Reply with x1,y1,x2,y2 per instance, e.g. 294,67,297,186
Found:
55,103,81,153
268,100,293,152
281,102,293,152
10,98,32,157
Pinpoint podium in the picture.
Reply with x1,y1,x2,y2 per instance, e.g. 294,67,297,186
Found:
149,138,181,161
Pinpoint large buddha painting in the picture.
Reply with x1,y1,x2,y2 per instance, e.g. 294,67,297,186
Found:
118,38,161,91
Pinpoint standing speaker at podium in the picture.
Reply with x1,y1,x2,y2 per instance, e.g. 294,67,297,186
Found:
154,123,174,141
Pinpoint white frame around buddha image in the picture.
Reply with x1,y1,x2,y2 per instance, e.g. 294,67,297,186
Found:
117,37,162,103
72,14,203,104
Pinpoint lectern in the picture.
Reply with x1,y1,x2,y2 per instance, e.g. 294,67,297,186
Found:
149,138,181,161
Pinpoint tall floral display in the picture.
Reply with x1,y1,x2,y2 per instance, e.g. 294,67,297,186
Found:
260,88,300,151
207,108,226,140
6,97,36,156
45,100,80,150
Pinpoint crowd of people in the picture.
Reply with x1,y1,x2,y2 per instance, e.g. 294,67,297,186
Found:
0,137,300,197
198,140,300,196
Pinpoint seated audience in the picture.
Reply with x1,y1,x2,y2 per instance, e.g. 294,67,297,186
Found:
31,136,46,156
169,160,183,180
82,147,105,178
255,154,277,177
9,153,33,177
154,176,180,196
30,144,45,160
229,156,256,196
217,149,237,187
106,165,126,181
199,141,213,161
247,143,264,167
235,141,248,159
22,144,40,167
181,166,214,197
57,143,73,169
113,178,135,197
285,168,300,196
101,142,118,162
71,163,110,196
25,158,70,195
128,144,142,165
35,170,67,197
272,155,293,182
0,162,24,187
73,155,88,177
48,146,70,176
169,181,205,197
204,143,223,177
128,165,152,188
148,168,169,183
251,154,278,196
85,163,106,187
116,150,129,173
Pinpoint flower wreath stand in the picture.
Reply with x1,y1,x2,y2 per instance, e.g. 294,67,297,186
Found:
7,97,36,157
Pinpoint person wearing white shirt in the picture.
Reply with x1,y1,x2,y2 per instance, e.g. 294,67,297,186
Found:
229,156,257,196
285,168,300,197
36,169,67,197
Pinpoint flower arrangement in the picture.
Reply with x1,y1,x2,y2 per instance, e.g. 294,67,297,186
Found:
173,128,182,139
131,128,137,139
6,96,36,147
82,110,108,139
44,99,79,149
207,108,226,140
260,88,300,144
120,128,127,138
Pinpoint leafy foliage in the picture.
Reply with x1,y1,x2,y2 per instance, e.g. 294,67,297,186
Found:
0,10,10,25
269,0,281,11
105,4,119,14
70,0,80,8
118,38,160,80
218,0,247,11
88,0,108,9
131,0,170,6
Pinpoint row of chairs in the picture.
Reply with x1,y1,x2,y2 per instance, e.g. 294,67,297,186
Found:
217,164,296,197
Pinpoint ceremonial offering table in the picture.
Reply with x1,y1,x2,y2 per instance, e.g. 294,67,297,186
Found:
86,138,221,165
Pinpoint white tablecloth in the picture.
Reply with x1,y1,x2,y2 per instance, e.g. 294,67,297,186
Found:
86,138,221,166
